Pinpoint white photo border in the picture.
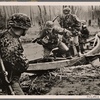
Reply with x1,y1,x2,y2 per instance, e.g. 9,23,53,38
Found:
0,2,100,99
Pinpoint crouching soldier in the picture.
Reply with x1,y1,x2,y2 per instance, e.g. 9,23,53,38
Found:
0,13,31,95
35,21,71,60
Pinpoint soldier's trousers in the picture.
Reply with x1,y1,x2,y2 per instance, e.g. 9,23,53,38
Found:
71,36,79,46
43,41,69,58
11,72,24,95
70,36,81,56
1,69,24,95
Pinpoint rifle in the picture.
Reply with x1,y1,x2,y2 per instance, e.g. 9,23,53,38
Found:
32,38,39,43
0,55,15,95
52,15,59,22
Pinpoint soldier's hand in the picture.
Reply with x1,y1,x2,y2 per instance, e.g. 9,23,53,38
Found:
24,58,29,70
21,55,29,66
68,27,72,30
37,39,43,45
78,31,82,36
70,37,74,42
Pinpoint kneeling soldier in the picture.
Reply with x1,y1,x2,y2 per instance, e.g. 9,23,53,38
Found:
36,21,71,59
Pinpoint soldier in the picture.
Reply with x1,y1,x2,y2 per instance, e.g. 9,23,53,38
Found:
35,21,71,60
80,21,89,53
62,30,73,58
58,7,82,56
0,13,31,95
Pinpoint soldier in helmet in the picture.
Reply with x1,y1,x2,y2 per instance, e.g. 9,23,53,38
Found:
0,13,31,95
79,20,89,53
58,7,82,57
35,21,72,59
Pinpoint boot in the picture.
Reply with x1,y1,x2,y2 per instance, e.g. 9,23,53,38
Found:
76,46,82,57
66,50,73,59
80,43,84,54
76,45,80,53
69,46,74,57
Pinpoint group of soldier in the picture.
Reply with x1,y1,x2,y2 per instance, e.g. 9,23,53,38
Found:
36,7,89,59
0,7,89,95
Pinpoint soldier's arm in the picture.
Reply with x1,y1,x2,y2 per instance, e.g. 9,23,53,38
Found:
72,15,81,31
1,43,28,72
39,29,46,39
0,31,29,73
54,26,72,36
32,30,45,43
35,29,47,45
11,48,29,72
57,15,64,27
12,50,30,73
54,26,65,35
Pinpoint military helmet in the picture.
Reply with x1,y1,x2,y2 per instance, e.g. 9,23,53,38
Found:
45,21,54,29
81,20,86,25
63,7,71,14
8,13,31,29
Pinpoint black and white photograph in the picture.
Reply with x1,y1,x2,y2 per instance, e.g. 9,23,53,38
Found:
0,2,100,98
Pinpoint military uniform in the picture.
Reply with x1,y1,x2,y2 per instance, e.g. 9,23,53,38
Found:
0,13,31,95
58,12,81,56
37,26,70,58
0,30,28,73
0,29,28,95
59,14,81,38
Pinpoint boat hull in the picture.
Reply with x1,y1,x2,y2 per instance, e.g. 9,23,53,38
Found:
27,36,100,72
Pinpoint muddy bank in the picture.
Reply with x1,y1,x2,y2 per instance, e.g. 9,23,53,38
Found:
20,41,100,95
20,64,100,95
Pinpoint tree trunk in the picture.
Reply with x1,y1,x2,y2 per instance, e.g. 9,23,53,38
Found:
38,5,44,29
49,6,51,20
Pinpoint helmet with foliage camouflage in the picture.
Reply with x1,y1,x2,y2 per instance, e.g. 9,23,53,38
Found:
63,7,71,14
45,21,54,29
8,13,31,29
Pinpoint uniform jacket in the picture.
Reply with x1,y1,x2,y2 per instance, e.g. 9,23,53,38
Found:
59,14,81,36
81,26,89,39
0,29,28,73
38,26,71,50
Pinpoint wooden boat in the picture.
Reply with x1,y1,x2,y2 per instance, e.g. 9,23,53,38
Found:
27,35,100,72
84,34,100,56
